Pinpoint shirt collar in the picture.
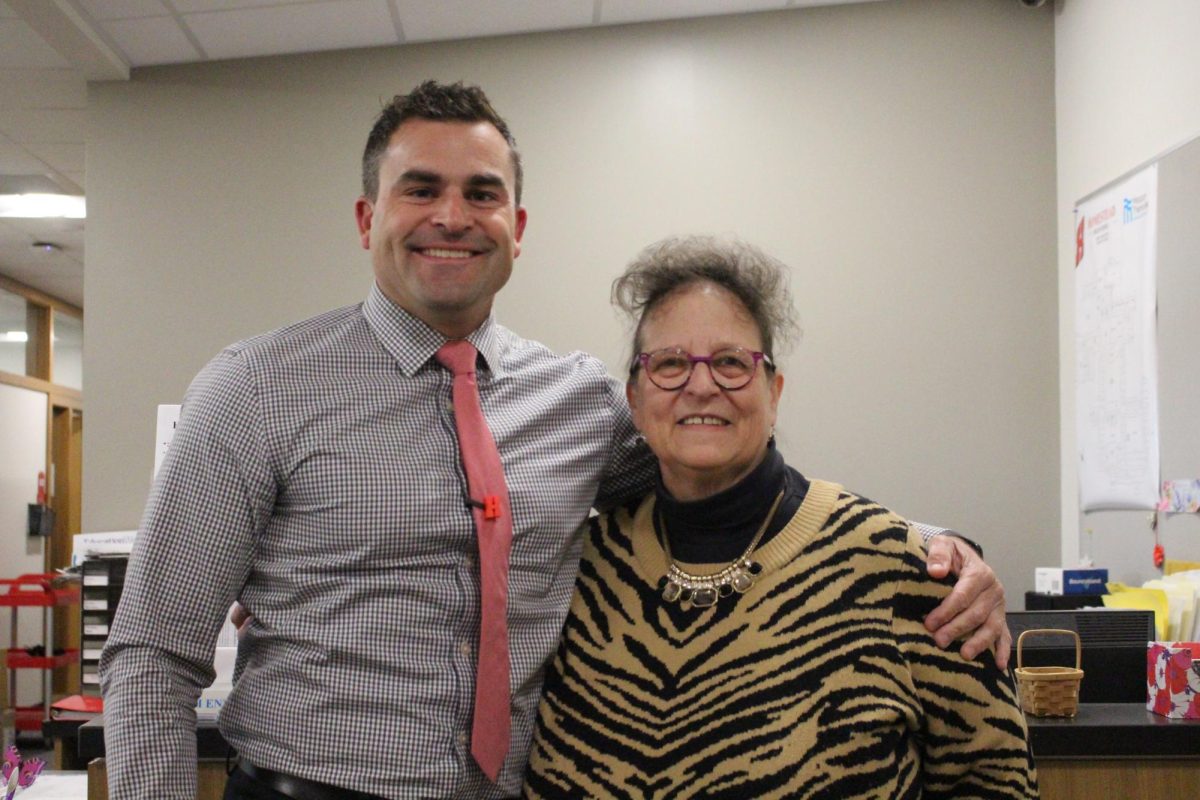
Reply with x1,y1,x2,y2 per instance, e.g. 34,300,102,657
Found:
362,283,507,379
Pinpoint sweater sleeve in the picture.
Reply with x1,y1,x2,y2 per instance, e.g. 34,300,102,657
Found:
891,526,1039,799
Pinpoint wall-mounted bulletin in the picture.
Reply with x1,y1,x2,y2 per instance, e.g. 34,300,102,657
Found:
1075,132,1200,581
1075,165,1159,511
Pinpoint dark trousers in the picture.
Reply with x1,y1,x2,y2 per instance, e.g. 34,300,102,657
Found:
223,765,388,800
224,763,521,800
223,767,294,800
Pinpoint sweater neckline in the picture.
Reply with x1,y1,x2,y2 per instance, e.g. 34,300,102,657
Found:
654,444,788,564
633,478,842,588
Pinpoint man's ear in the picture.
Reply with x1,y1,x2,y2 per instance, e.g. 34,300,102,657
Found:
513,206,528,259
354,197,374,250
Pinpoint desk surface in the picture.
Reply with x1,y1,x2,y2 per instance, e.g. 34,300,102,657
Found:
1028,703,1200,758
13,772,90,799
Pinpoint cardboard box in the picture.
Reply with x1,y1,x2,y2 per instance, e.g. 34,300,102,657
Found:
1035,567,1109,595
1147,641,1200,719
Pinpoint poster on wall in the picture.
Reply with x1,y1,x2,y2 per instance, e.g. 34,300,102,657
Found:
1075,164,1159,511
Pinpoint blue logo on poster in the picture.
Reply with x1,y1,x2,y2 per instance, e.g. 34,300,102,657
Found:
1122,194,1149,223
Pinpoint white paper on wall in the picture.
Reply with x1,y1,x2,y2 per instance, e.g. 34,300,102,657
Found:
154,403,181,479
1075,164,1159,511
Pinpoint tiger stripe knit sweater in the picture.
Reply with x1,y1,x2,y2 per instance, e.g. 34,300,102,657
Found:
523,479,1038,799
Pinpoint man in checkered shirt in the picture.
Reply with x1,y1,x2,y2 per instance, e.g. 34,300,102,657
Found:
100,81,1010,800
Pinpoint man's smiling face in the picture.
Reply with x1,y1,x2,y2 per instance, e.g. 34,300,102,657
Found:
355,118,527,338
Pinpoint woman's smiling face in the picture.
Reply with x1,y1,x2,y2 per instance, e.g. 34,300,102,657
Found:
627,282,783,501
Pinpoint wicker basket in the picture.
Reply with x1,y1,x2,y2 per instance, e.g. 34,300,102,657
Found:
1014,628,1084,718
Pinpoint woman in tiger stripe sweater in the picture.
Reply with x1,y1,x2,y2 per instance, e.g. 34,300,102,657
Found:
523,237,1037,799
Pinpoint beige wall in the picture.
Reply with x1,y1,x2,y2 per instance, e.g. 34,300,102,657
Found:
1055,1,1200,579
85,0,1058,597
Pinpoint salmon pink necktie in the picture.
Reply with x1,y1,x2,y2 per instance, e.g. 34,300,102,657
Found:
436,340,512,782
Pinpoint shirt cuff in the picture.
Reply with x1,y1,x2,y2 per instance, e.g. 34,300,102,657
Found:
910,522,983,558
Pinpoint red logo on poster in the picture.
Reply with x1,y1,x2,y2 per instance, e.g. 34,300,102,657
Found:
1075,217,1085,266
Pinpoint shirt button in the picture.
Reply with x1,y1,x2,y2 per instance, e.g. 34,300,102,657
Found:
464,554,476,570
459,640,472,658
457,731,469,748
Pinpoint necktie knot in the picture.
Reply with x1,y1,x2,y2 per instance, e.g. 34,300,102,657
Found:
436,339,478,376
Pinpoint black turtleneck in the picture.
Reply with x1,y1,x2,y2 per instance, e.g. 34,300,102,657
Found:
654,442,811,565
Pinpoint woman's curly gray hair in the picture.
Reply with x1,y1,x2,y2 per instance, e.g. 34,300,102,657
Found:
611,236,801,367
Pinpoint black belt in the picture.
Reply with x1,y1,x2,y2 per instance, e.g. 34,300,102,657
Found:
237,761,385,800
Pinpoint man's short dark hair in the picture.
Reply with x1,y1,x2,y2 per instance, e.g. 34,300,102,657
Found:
362,80,523,206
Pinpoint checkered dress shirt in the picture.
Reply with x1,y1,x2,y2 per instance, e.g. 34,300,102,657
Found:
100,284,654,799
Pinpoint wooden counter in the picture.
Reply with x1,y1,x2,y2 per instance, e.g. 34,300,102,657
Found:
1029,703,1200,800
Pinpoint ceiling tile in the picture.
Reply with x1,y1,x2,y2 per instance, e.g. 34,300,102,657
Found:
37,277,84,307
0,266,84,307
77,0,171,20
172,0,325,11
185,0,397,60
21,142,85,174
0,108,88,144
0,69,87,108
10,217,85,246
0,219,84,306
104,14,202,65
0,174,61,193
793,0,888,5
599,0,887,25
0,20,74,69
600,0,785,25
399,0,593,43
0,169,83,196
0,135,46,175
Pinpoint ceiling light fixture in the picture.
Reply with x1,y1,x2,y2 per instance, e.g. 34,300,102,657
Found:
0,194,86,219
2,331,30,343
32,241,63,253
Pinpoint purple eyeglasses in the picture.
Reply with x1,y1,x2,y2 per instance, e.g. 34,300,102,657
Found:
632,347,774,391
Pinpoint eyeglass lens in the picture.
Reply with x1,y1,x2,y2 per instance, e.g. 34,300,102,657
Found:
644,348,759,390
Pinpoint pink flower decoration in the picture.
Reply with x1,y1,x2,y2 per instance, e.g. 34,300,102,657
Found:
0,747,17,785
2,747,43,800
16,759,42,789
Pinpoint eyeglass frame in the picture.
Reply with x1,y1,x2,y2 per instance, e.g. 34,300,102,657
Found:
630,346,775,391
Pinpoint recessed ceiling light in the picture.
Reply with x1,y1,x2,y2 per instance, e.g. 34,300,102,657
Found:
2,331,29,343
32,241,63,253
0,194,86,219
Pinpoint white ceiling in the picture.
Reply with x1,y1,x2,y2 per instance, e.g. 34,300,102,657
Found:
0,0,882,307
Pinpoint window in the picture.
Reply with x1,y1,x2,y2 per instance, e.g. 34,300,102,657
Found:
52,310,83,390
0,280,82,391
0,286,31,377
